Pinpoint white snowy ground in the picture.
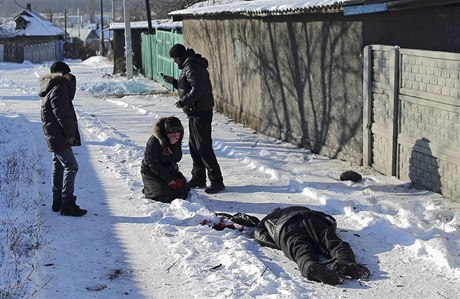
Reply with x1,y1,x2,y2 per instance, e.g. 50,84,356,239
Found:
0,57,459,299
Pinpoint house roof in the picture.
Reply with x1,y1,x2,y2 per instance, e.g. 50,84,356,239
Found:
343,0,460,15
0,27,14,38
109,19,182,31
169,0,344,18
85,25,113,41
13,10,65,36
169,0,460,18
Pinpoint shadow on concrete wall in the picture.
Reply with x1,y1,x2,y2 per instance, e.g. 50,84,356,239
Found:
409,138,442,194
189,16,363,163
258,19,362,160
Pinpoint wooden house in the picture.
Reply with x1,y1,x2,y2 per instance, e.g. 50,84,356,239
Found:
0,4,65,63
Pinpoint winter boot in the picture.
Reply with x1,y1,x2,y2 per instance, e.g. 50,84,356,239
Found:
205,183,225,194
60,196,87,217
303,262,342,285
331,260,370,279
187,177,206,188
52,198,62,212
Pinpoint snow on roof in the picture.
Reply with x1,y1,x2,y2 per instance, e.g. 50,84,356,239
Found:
14,11,65,36
169,0,344,17
109,19,182,31
0,27,13,37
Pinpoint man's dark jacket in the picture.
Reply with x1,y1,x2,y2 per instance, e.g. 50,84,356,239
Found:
39,74,80,152
254,206,337,249
172,49,214,116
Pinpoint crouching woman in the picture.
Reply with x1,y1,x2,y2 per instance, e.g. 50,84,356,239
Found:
141,116,190,203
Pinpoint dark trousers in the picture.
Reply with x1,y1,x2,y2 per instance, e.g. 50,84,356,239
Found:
278,214,356,277
141,172,189,203
188,109,223,184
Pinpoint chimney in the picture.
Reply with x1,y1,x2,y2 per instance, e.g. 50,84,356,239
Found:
26,3,32,11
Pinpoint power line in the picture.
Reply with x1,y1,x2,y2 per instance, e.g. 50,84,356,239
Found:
12,0,26,10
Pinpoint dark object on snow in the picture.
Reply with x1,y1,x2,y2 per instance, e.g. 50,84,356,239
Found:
340,170,362,182
215,212,260,227
254,206,370,285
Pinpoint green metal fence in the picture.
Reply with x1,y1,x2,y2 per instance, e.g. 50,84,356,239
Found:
141,29,183,91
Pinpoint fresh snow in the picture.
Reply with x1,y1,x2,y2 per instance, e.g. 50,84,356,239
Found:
1,57,459,299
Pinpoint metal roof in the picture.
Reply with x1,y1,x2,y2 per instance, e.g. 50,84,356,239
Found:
344,0,460,15
169,0,345,18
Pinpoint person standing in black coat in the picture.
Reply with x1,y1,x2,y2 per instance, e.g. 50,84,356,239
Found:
39,61,87,217
162,44,225,194
141,116,190,203
254,206,370,285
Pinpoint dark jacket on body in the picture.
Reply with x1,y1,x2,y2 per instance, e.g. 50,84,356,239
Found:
254,206,337,249
141,118,189,201
172,49,214,116
39,74,80,152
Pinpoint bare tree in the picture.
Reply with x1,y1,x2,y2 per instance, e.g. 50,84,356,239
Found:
131,0,148,21
43,10,54,22
148,0,200,19
85,0,96,23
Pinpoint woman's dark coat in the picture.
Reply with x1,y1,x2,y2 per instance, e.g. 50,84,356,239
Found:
141,118,189,202
39,74,81,152
171,49,214,116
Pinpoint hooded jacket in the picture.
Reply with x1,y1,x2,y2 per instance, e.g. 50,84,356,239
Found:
141,117,185,184
172,49,214,116
39,73,80,152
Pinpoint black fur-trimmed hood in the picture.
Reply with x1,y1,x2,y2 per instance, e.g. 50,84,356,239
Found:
152,117,184,146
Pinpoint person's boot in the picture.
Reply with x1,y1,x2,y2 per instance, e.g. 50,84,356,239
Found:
52,198,62,212
303,262,342,285
331,260,370,279
187,177,206,188
205,183,225,194
60,196,87,217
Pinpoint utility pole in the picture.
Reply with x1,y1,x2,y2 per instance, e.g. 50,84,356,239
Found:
145,0,152,34
77,9,80,39
123,0,133,79
64,9,67,43
100,0,105,56
112,0,116,20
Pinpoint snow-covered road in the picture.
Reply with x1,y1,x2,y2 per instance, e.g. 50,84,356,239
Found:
1,58,459,298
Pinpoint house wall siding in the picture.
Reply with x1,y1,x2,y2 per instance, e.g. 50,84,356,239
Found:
257,14,364,163
184,15,364,164
362,4,460,53
183,18,263,128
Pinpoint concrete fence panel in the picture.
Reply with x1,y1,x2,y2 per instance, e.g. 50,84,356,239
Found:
364,45,460,200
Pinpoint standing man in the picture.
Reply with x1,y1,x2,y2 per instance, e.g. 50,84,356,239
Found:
163,44,225,194
39,61,87,216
